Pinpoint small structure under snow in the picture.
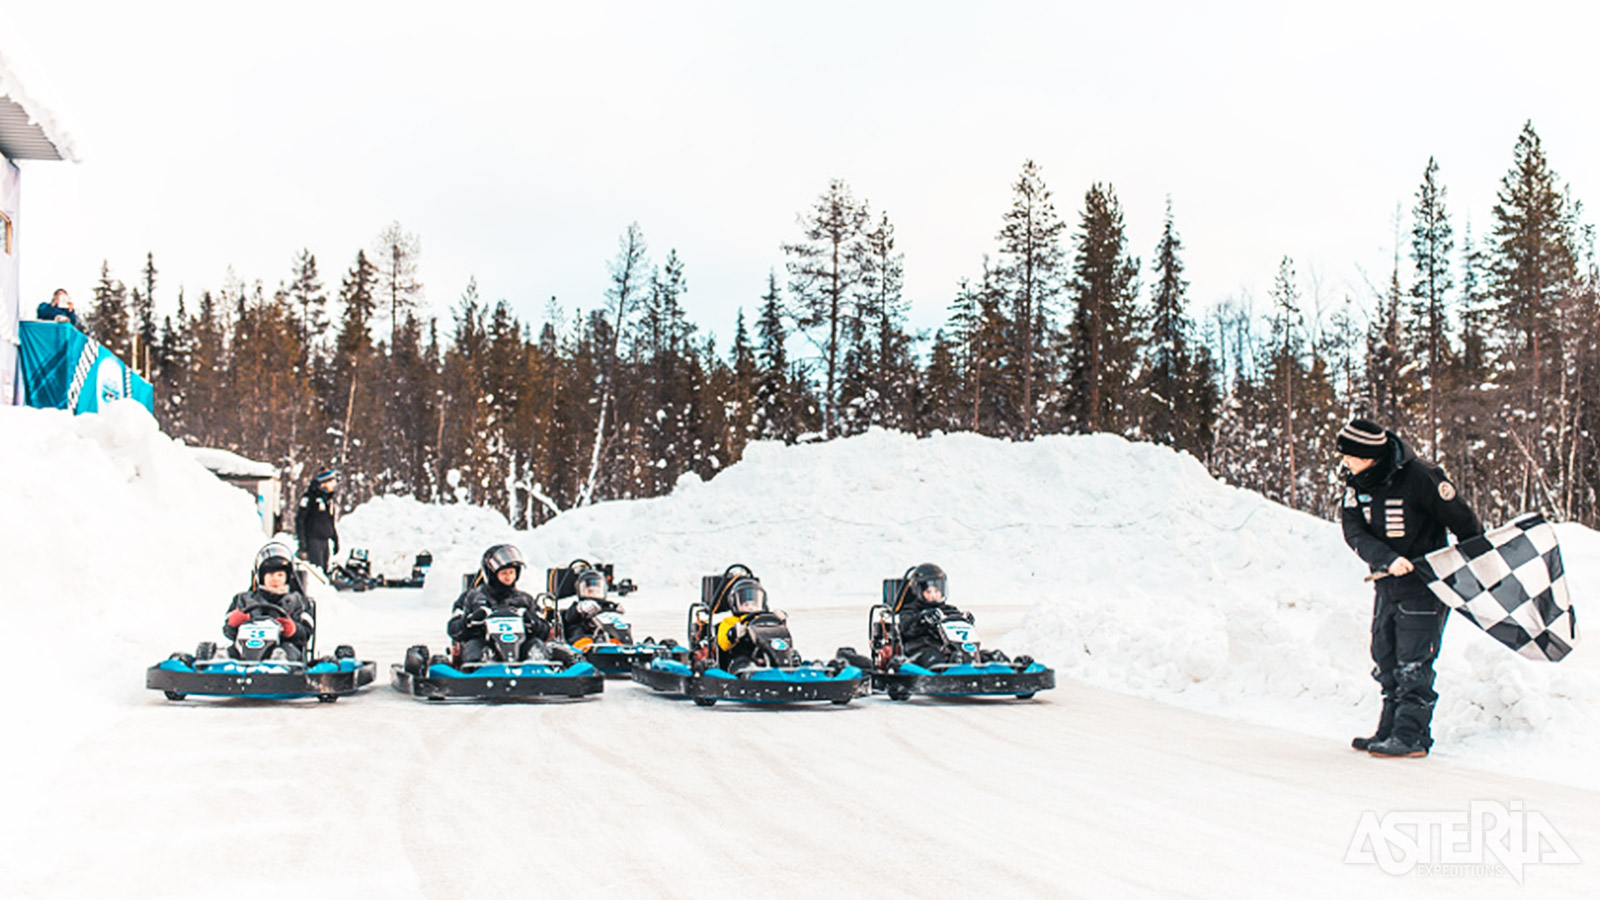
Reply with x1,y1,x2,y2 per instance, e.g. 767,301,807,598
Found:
1,19,80,406
189,447,282,536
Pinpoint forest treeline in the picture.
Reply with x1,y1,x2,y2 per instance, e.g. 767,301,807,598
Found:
79,121,1600,531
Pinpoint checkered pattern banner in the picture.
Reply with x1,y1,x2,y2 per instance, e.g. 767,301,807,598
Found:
1414,513,1581,662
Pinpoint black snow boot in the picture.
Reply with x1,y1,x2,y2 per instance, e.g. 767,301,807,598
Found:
1366,735,1429,758
1352,700,1398,751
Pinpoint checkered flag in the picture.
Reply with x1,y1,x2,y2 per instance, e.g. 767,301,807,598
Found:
1413,513,1581,662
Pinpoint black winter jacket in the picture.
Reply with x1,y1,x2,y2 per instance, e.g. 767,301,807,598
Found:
447,582,552,643
295,485,339,549
223,588,315,647
1340,434,1482,573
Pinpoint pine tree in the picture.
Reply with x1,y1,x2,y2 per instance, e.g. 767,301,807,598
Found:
753,271,795,442
373,221,423,348
783,179,871,438
996,161,1066,439
88,261,130,359
1489,121,1578,515
1064,182,1140,435
1142,198,1195,450
1408,158,1454,458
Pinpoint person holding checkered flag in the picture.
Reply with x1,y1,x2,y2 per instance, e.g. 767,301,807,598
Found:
1338,418,1483,759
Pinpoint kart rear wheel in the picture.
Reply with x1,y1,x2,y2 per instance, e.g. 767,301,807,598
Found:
163,690,186,702
887,685,911,702
404,645,430,676
692,697,717,707
831,698,852,705
194,641,217,660
335,644,356,660
1015,692,1036,700
318,693,339,703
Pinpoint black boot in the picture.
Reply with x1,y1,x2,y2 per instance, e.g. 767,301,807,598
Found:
1366,735,1429,758
1352,699,1398,751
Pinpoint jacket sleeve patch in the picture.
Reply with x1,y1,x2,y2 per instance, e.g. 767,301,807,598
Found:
1439,480,1457,501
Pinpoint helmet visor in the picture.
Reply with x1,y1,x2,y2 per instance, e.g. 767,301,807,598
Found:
917,577,948,604
484,545,526,575
576,571,607,598
730,582,767,614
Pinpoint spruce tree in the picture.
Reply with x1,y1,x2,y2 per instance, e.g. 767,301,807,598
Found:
996,161,1066,439
783,179,871,438
1408,158,1454,458
1064,183,1140,435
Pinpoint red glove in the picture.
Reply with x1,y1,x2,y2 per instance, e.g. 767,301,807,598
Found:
275,617,297,638
226,609,250,628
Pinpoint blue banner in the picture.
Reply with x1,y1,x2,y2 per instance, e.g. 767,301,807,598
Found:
17,321,154,414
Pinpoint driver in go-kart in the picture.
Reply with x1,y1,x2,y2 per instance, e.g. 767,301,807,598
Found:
716,577,777,675
223,543,315,661
559,568,625,644
448,544,555,663
894,563,977,668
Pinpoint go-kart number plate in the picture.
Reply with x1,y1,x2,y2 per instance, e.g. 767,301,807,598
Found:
940,620,978,645
486,617,525,642
240,622,280,648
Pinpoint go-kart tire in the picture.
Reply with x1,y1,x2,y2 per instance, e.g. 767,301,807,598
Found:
831,698,852,706
1015,692,1036,700
692,697,717,707
404,645,430,676
163,690,186,701
318,694,338,703
887,685,912,702
335,644,356,660
194,641,217,660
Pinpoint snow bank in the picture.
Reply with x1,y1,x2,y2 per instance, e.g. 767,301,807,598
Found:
0,403,265,805
340,428,1600,784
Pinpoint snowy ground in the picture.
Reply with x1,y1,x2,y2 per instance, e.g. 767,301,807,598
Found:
0,404,1593,897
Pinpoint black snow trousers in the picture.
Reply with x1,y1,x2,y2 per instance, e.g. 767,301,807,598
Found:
1370,575,1449,748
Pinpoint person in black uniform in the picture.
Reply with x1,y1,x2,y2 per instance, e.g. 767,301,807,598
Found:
1338,418,1482,758
294,468,340,573
447,544,555,663
223,543,315,661
560,568,625,644
895,563,983,668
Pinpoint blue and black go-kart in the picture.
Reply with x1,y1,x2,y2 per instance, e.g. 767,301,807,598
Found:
545,559,687,675
391,594,603,701
147,588,375,703
850,568,1055,701
631,564,867,707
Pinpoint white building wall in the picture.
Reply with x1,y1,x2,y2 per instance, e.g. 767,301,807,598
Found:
0,154,19,405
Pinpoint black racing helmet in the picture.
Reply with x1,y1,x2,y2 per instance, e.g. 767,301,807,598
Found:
727,577,768,615
481,544,527,585
575,568,607,599
909,563,948,605
254,542,296,588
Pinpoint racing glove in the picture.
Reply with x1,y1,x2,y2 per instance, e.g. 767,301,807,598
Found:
226,609,251,628
575,599,601,617
275,617,297,638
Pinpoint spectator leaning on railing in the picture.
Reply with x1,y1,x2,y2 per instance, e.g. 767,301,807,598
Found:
36,288,80,329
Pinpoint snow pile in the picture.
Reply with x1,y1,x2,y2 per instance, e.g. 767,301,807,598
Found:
0,403,263,804
340,428,1600,780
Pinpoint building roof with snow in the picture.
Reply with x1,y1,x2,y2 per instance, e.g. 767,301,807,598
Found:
0,16,81,162
189,446,279,480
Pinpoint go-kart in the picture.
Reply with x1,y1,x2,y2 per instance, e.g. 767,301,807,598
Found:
850,569,1055,701
147,592,375,703
632,564,867,707
392,596,603,701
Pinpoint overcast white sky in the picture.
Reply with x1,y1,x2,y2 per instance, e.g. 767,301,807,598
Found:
6,0,1600,348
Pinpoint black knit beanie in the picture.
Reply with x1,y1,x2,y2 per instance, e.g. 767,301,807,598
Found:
1337,418,1389,459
